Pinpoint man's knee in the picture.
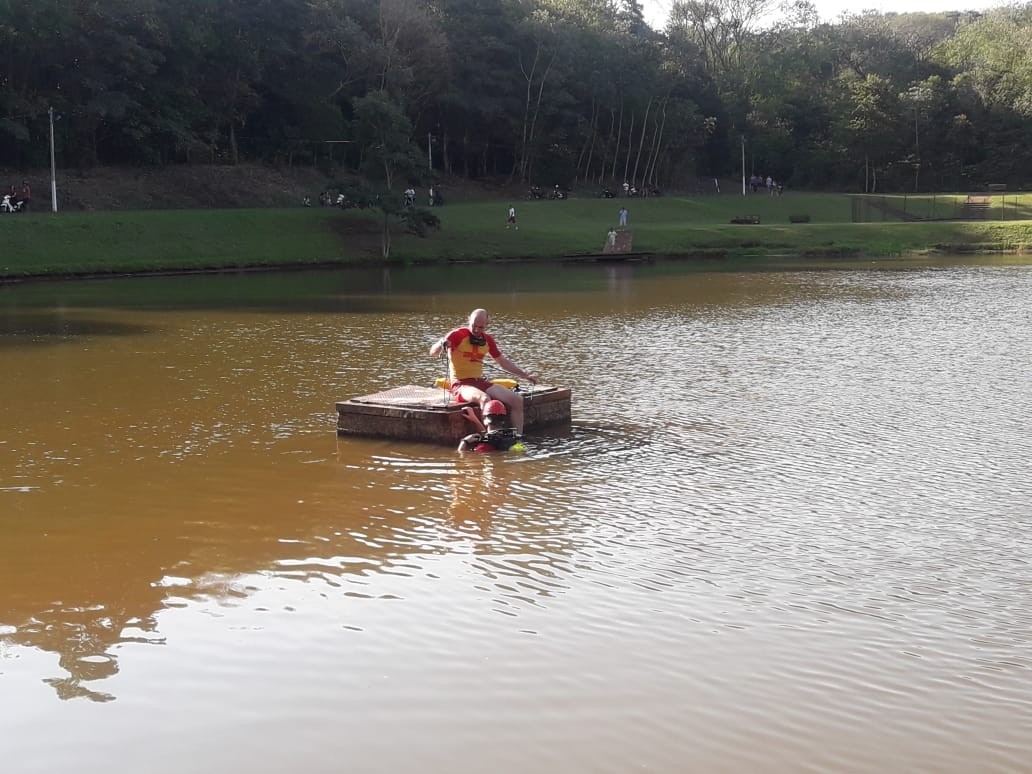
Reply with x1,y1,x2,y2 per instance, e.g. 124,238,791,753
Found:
501,390,523,410
456,386,487,405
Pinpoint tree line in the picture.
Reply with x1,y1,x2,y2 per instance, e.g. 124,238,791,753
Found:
2,0,1030,193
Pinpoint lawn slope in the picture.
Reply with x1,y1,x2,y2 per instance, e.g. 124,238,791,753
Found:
2,193,1030,280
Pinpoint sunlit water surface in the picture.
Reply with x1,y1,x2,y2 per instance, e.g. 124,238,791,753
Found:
1,258,1031,773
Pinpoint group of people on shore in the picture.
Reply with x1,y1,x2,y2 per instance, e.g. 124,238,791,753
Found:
748,174,784,196
430,308,539,453
1,181,32,213
527,184,567,200
402,186,444,207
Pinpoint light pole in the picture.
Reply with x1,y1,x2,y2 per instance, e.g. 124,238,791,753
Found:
323,139,352,166
741,135,746,196
49,107,58,212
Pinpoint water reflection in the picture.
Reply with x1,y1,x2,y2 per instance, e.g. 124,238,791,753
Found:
0,443,590,701
0,310,150,345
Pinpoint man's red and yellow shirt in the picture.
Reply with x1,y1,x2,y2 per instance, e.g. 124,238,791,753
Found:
444,327,502,382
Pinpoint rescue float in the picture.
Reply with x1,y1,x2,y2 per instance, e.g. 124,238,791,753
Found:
336,377,572,446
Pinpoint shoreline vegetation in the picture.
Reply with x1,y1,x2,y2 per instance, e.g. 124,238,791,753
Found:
3,191,1031,283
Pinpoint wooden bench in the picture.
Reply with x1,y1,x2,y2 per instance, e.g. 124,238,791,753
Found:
730,215,761,224
789,214,811,223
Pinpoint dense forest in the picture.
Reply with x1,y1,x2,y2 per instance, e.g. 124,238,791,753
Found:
2,0,1030,193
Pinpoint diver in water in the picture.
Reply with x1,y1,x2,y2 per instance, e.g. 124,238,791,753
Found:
458,400,524,453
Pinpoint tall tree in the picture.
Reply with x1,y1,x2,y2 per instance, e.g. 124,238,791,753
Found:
352,89,424,190
513,7,567,182
666,0,778,81
898,76,947,191
937,7,1032,117
834,73,901,192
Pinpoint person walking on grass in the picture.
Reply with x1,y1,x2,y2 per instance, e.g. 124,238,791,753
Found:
507,205,518,229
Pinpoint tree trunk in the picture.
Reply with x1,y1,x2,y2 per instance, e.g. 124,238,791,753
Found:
913,114,920,191
610,102,623,182
515,38,559,183
577,98,598,182
601,108,616,184
644,100,667,186
622,111,635,186
526,51,556,182
515,47,539,181
630,98,653,185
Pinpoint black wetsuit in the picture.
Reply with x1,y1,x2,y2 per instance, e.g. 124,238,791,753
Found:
460,428,523,452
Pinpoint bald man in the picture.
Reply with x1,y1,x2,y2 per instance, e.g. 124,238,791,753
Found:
429,308,539,434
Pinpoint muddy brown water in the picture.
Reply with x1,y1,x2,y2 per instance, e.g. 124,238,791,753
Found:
2,257,1031,773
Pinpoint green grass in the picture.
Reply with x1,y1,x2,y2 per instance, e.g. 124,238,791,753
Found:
849,193,1032,222
1,209,346,276
389,193,1032,261
2,192,1030,279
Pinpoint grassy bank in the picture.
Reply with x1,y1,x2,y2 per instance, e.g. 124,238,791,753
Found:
3,193,1031,280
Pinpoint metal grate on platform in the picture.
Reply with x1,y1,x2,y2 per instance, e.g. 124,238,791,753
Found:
349,385,452,408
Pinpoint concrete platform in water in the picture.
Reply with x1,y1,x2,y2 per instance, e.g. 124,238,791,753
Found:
336,384,572,445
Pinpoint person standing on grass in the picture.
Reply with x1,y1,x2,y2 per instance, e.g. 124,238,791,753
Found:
618,206,628,226
507,205,517,229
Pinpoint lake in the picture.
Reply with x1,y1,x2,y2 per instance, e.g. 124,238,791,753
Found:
1,256,1031,773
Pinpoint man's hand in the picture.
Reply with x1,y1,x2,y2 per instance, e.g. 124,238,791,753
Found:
461,406,485,431
429,337,448,357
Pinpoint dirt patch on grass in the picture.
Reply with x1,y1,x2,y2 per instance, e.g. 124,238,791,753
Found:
0,164,336,211
1,164,515,212
325,211,384,258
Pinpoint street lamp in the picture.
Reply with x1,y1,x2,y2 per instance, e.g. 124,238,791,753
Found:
741,135,746,196
323,139,352,165
49,107,58,212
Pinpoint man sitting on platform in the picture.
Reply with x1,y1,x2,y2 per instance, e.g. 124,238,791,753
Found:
429,308,538,434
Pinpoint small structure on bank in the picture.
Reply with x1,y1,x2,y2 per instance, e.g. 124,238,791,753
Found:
562,229,650,263
603,228,634,254
337,383,572,445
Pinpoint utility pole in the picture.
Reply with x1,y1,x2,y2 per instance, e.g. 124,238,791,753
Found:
427,132,433,172
49,107,58,212
741,135,746,196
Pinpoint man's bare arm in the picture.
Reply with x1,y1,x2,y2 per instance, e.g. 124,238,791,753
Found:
429,337,448,357
493,354,538,384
